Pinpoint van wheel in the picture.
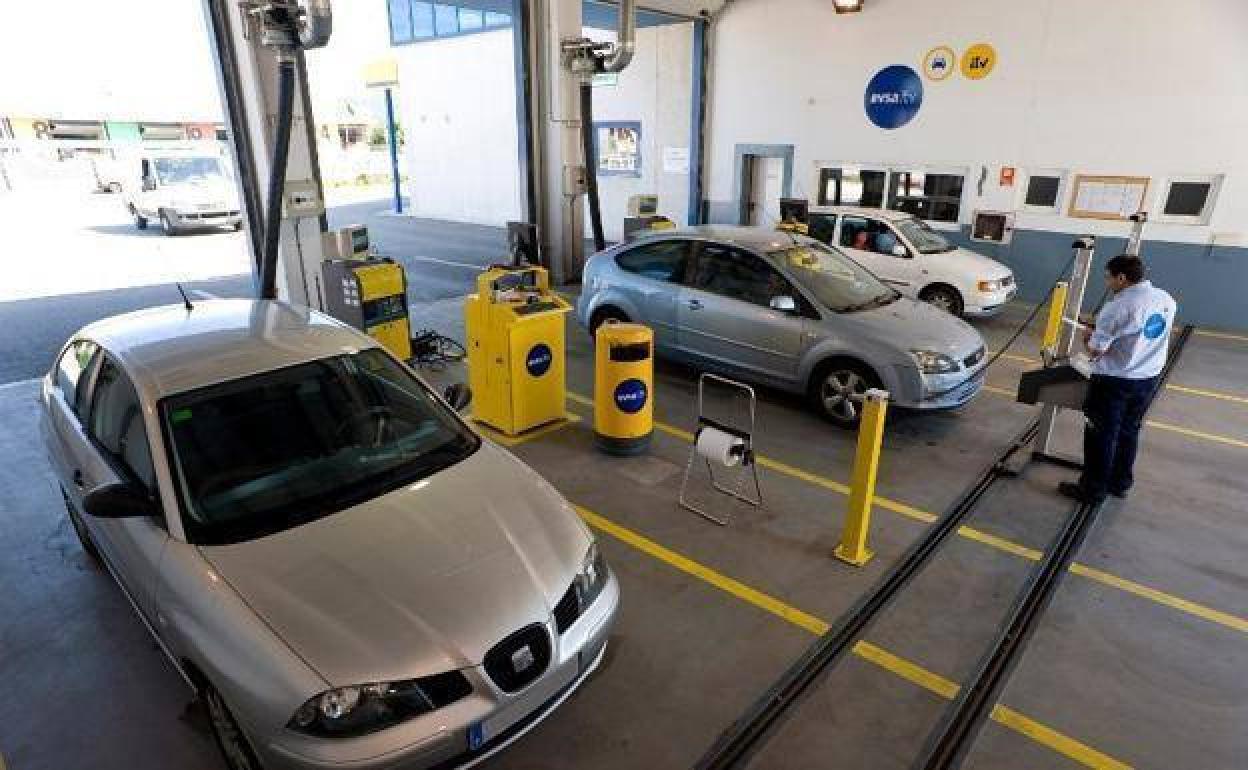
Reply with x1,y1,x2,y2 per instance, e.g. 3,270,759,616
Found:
920,284,964,316
589,307,628,339
133,207,148,230
203,681,263,770
160,210,180,237
62,487,101,563
809,360,881,428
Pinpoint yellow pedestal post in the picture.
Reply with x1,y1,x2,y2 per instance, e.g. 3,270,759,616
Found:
1042,281,1069,355
835,389,889,567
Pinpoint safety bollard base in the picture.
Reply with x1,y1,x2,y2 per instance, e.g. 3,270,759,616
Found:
834,544,875,567
594,431,653,456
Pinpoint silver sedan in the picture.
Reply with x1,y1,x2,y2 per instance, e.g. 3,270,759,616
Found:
39,300,618,770
577,226,988,426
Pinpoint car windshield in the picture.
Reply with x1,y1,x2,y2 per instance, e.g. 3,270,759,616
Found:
162,349,480,545
153,157,224,185
770,240,899,313
895,218,955,254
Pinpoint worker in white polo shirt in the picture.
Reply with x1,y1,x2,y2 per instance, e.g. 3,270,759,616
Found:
1059,254,1177,504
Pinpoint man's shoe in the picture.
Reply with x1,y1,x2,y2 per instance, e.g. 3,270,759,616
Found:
1058,481,1106,504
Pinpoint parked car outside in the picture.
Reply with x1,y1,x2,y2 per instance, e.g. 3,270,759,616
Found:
577,226,988,427
125,152,242,235
40,299,617,770
806,205,1015,317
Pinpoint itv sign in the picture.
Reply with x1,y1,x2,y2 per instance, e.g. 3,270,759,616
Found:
864,65,924,129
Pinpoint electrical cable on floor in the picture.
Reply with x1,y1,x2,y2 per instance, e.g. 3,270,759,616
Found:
409,329,466,371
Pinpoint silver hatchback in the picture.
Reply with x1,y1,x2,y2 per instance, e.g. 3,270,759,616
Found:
39,300,617,770
577,226,988,426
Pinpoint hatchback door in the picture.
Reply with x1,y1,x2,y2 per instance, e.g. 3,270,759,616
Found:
78,356,170,622
677,241,806,383
609,238,694,351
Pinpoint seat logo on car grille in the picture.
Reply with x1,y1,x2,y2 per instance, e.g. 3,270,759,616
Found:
511,645,535,673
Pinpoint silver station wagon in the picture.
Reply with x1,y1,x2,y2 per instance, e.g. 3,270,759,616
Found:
577,226,988,426
40,300,618,770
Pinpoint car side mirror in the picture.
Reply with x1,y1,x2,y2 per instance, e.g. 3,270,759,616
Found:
443,383,472,412
83,481,159,519
769,295,798,313
891,244,908,258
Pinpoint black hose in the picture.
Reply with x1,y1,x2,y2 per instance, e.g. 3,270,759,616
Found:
580,82,606,252
260,58,297,300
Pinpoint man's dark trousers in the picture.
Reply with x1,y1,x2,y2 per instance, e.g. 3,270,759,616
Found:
1081,374,1159,498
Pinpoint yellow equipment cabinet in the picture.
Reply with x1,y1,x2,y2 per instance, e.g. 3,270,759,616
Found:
594,322,654,455
465,266,571,436
322,257,413,361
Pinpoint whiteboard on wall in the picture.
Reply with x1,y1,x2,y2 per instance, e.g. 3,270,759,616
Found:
1068,175,1150,220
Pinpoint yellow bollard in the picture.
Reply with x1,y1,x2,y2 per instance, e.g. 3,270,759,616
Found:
835,389,889,567
1042,281,1069,354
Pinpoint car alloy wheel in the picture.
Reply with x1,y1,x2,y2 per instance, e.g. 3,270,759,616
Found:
204,684,262,770
820,368,869,425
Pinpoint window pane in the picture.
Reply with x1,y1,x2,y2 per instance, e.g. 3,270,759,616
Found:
411,1,434,38
459,8,484,31
616,241,690,283
691,244,787,306
56,340,97,414
1163,182,1211,217
88,360,154,491
888,170,962,222
389,0,413,42
817,168,839,206
839,216,898,255
808,213,837,244
1024,175,1061,207
434,3,459,35
842,167,886,207
484,11,510,27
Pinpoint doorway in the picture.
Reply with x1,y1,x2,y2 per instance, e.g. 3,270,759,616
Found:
733,143,794,226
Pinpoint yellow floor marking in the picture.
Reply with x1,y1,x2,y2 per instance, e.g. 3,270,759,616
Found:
1068,564,1248,634
1196,329,1248,343
992,706,1133,770
565,390,1248,636
1145,420,1248,449
1164,384,1248,406
575,503,1133,769
470,414,581,447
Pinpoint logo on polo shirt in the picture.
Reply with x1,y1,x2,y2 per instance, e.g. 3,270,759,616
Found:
1143,313,1167,340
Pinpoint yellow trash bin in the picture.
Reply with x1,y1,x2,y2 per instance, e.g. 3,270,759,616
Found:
594,322,654,455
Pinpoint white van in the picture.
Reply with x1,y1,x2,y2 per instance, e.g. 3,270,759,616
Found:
125,152,241,236
807,206,1016,317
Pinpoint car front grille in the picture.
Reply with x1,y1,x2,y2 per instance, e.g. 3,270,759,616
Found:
484,624,551,693
964,347,986,368
553,583,580,634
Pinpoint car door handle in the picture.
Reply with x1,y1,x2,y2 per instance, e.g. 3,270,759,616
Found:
686,299,703,310
72,469,85,488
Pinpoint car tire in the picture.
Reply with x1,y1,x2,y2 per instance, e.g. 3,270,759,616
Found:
589,307,629,339
203,681,264,770
920,284,964,317
810,360,881,429
61,487,101,563
160,209,180,237
133,206,148,230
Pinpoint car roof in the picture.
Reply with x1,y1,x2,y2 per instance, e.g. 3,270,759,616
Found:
78,299,377,398
636,225,809,253
808,205,913,222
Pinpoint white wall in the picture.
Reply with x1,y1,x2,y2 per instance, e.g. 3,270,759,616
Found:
704,0,1248,246
396,29,523,226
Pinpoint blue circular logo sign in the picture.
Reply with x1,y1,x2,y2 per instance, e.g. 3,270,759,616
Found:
613,378,649,414
1143,313,1167,340
526,344,553,377
864,65,924,129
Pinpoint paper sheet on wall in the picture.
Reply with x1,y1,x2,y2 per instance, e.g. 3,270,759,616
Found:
662,147,690,175
1073,179,1147,218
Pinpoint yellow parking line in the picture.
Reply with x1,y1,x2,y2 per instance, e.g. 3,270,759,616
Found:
565,390,1248,636
575,503,1133,769
988,351,1248,406
1145,420,1248,449
1196,329,1248,343
471,414,581,447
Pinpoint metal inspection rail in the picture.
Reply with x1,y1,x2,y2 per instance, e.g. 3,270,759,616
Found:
695,325,1195,770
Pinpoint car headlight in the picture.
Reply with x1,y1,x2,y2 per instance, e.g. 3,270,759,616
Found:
977,279,1003,292
911,350,959,374
288,671,473,738
575,541,609,609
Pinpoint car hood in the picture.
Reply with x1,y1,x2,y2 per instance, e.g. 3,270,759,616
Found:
199,442,592,687
926,247,1013,281
836,296,985,359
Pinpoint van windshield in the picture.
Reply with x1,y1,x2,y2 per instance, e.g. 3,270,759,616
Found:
153,157,224,185
770,240,899,313
161,349,480,545
896,218,955,254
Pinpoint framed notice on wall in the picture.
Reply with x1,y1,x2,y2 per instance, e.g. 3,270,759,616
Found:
594,121,642,177
1068,175,1150,220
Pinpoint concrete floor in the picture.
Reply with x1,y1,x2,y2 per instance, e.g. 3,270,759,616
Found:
1,300,1245,770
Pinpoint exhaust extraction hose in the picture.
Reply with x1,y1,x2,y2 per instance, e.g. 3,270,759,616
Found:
580,82,606,253
259,57,297,300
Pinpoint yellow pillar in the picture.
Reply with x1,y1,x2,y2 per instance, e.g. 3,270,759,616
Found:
835,390,888,567
1042,281,1069,354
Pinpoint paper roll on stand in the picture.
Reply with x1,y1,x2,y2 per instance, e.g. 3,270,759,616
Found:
696,426,747,467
